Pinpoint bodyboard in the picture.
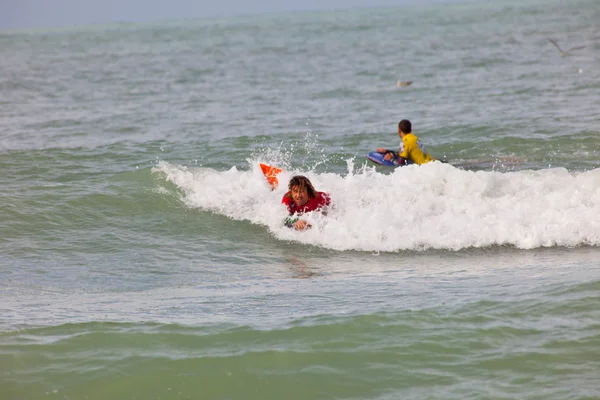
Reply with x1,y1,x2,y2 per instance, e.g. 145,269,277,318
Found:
367,151,400,167
260,163,283,189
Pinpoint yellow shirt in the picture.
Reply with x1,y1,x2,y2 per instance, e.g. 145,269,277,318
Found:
399,133,434,165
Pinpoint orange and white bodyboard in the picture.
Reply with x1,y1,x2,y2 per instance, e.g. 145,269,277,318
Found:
259,163,283,189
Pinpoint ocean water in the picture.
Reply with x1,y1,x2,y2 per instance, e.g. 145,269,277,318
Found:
2,0,600,399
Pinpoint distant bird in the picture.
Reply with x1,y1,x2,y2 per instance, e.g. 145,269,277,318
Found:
548,38,585,57
396,80,413,87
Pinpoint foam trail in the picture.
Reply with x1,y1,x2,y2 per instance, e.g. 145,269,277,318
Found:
153,161,600,251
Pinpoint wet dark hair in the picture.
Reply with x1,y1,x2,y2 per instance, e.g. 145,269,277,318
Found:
398,119,412,133
288,175,317,199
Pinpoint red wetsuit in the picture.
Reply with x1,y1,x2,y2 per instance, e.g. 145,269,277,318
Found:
282,191,331,215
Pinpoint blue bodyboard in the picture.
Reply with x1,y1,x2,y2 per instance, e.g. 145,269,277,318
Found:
367,151,413,167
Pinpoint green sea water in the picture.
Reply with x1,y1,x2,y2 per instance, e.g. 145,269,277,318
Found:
1,0,600,398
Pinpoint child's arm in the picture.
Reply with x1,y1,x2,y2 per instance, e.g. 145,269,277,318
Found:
376,148,398,155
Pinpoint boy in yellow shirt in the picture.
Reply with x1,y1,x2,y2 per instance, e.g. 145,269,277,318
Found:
376,119,435,165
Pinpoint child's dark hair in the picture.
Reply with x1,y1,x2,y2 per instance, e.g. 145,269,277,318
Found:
398,119,412,133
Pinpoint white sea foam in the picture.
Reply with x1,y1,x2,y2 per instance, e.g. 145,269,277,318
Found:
153,160,600,251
